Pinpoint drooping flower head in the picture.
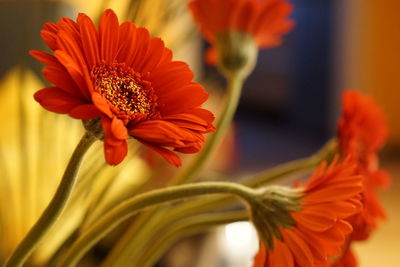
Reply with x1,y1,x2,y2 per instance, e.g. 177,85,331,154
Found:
31,9,215,166
337,90,389,241
337,91,388,179
252,158,363,267
332,90,390,265
189,0,294,69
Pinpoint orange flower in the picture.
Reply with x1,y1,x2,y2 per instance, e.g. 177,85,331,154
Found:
252,159,363,267
31,9,215,166
337,90,389,188
337,90,389,242
189,0,294,64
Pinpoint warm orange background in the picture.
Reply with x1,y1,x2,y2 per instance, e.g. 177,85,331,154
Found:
343,1,400,266
345,0,400,145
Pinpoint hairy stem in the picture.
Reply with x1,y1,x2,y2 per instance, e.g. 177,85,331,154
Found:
4,132,97,267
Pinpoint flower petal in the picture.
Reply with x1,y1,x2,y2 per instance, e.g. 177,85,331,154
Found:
139,140,182,167
102,117,128,165
77,13,100,67
99,9,120,63
34,87,85,114
69,104,102,119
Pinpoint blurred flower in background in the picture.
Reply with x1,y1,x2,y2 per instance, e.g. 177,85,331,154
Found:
189,0,294,65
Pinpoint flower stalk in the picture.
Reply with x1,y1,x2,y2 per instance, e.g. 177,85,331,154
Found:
171,71,246,184
103,21,259,266
56,182,259,267
103,139,337,266
4,132,97,267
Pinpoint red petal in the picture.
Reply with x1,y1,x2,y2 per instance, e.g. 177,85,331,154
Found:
56,29,87,72
41,29,58,50
150,61,194,96
270,240,294,267
102,117,128,165
129,27,151,70
30,50,57,65
54,50,91,100
111,117,129,140
91,92,112,118
116,22,138,64
103,137,128,165
69,104,102,119
99,9,120,63
252,243,266,267
157,83,209,115
137,37,165,73
77,13,100,68
283,230,313,267
138,140,182,167
129,120,196,146
34,87,84,114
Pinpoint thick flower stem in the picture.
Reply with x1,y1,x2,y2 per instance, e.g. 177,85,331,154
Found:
105,139,337,266
56,182,258,267
4,132,97,267
172,72,245,185
163,139,338,224
123,139,337,266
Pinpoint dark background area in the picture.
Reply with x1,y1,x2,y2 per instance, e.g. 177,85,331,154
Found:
204,0,335,171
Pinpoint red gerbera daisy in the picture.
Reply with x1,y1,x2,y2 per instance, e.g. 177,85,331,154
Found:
252,158,363,267
337,90,389,241
189,0,294,64
31,9,215,166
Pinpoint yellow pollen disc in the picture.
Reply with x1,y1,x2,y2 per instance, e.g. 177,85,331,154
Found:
92,64,152,115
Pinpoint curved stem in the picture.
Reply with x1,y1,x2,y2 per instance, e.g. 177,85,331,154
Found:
56,182,257,267
243,139,338,187
138,210,248,267
102,71,247,266
171,72,245,185
4,132,97,267
105,139,336,266
157,139,338,235
116,139,338,265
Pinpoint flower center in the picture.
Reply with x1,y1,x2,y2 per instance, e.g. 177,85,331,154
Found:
92,63,156,120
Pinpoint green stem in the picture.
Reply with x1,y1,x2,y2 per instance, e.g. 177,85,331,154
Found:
105,139,336,266
4,132,97,267
118,139,338,265
56,182,257,267
243,139,337,187
102,71,247,266
154,155,320,223
138,210,248,267
160,139,337,233
171,72,245,185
